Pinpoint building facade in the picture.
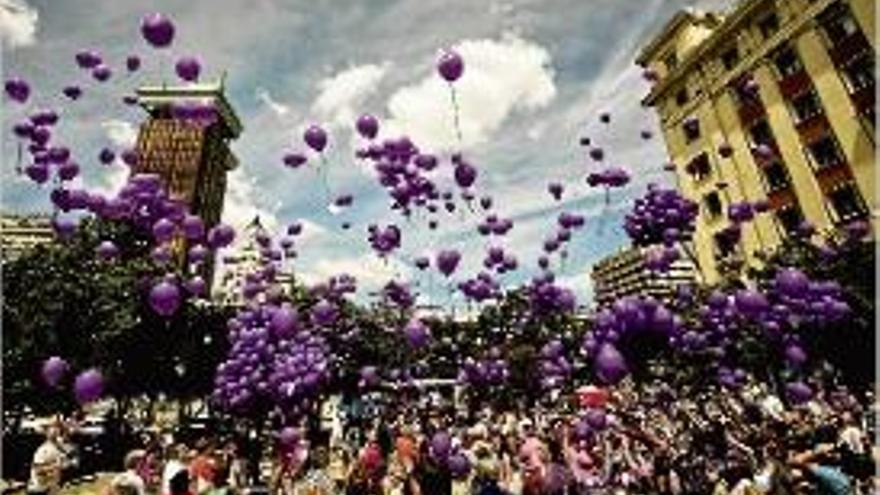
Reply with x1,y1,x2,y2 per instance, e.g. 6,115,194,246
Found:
214,216,294,307
134,82,243,287
591,246,698,308
1,214,54,262
638,0,875,284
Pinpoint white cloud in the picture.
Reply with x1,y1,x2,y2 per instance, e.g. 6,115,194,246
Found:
0,0,37,48
256,87,291,117
312,63,389,128
384,33,556,151
101,120,138,148
221,168,280,237
297,253,411,292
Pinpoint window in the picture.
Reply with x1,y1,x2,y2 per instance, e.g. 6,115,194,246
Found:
820,7,860,45
790,90,823,123
758,13,780,39
763,162,790,192
704,191,723,218
807,135,843,169
683,118,701,143
828,183,867,222
721,46,740,71
748,120,774,146
688,153,712,181
665,52,679,71
675,88,689,107
776,206,804,234
773,47,803,78
713,231,738,259
844,54,875,93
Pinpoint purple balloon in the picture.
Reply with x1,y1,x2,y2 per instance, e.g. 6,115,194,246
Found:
141,13,175,48
175,56,201,82
271,304,299,338
41,356,69,388
430,431,452,460
775,268,809,298
436,249,461,277
404,318,431,349
151,218,176,243
62,86,83,100
437,50,464,82
184,276,207,297
99,148,116,165
95,240,119,261
356,114,379,140
594,343,627,385
283,152,307,169
5,77,30,103
182,214,205,240
149,280,182,317
25,164,50,184
58,162,80,181
126,55,141,72
548,182,564,201
784,344,808,367
73,369,104,404
303,125,328,153
785,381,813,405
92,65,112,82
75,51,102,69
207,223,236,249
454,161,477,189
52,216,78,240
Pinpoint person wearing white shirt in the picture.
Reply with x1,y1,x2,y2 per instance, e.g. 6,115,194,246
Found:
27,426,66,495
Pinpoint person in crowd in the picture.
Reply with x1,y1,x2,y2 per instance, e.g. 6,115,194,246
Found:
27,424,68,495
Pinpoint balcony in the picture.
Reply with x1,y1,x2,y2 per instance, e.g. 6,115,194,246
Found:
737,98,765,126
795,113,830,145
851,84,876,118
815,162,853,194
767,188,796,211
828,31,871,67
777,70,812,100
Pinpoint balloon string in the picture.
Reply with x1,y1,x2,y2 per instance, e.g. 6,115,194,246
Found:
449,84,463,146
16,142,22,173
317,153,332,201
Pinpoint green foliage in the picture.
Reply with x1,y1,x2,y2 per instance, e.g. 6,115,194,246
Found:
2,218,231,415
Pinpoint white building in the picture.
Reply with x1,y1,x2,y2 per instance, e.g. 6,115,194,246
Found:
591,245,697,308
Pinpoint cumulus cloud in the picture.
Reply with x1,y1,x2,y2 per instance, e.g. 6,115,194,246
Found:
312,63,389,128
101,120,138,148
297,253,411,293
0,0,37,48
384,33,556,151
221,168,280,237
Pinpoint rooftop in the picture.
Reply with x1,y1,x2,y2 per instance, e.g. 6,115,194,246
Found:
136,79,243,138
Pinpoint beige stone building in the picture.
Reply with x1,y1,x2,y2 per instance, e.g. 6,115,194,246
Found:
1,213,54,262
591,246,698,308
638,0,875,284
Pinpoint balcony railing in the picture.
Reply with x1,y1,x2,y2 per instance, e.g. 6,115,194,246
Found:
777,70,812,100
828,31,871,67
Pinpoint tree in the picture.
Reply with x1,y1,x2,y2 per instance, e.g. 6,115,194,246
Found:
2,217,231,417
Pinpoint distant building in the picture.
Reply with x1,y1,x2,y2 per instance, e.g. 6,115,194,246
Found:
214,216,293,307
591,246,697,308
133,81,243,289
1,213,53,262
637,0,875,284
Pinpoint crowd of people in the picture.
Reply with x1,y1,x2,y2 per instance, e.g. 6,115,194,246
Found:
26,375,877,495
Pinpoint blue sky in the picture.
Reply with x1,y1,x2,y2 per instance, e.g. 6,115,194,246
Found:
0,0,733,307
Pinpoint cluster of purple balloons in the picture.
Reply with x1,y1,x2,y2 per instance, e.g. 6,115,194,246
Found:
41,356,105,405
624,184,698,247
458,272,502,303
538,339,573,390
457,350,509,388
583,296,681,384
481,245,518,275
525,273,577,317
367,224,402,257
